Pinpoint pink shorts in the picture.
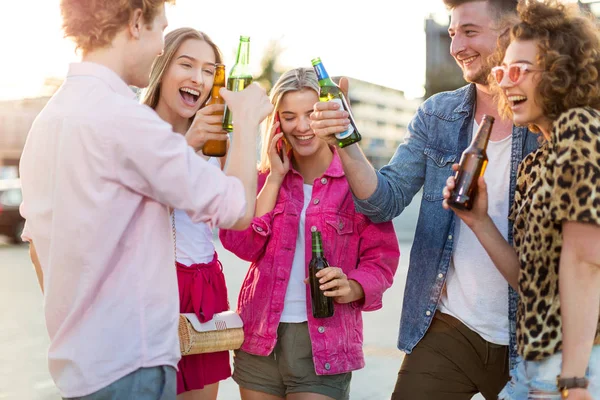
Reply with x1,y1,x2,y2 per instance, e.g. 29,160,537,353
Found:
176,253,231,394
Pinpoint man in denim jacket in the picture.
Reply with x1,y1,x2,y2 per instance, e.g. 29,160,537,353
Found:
310,1,539,398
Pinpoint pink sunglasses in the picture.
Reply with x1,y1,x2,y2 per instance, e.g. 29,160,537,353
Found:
491,63,543,85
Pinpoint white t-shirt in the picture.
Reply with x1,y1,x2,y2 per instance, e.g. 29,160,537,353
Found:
280,184,312,323
174,157,220,266
438,122,512,345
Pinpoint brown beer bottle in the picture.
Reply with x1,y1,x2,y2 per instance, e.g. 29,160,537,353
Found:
447,115,495,210
309,229,334,318
202,64,227,157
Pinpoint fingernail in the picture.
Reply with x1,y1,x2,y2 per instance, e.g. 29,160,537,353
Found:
320,285,325,290
319,279,324,283
342,111,349,118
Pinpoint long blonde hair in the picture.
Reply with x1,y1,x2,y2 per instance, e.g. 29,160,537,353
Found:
141,27,222,109
258,68,319,173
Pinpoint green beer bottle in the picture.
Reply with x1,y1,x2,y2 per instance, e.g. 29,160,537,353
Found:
222,36,253,132
308,229,334,319
311,57,362,148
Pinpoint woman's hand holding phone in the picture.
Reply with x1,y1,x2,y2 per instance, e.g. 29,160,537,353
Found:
268,113,290,182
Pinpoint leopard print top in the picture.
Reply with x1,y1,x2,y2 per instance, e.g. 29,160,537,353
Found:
510,107,600,361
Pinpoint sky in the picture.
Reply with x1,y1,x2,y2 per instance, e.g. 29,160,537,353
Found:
0,0,452,101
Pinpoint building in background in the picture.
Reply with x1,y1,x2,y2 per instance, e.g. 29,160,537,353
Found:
424,16,465,99
340,77,420,169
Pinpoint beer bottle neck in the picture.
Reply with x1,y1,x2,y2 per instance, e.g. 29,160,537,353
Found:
311,231,324,256
312,59,335,87
471,117,494,151
235,40,250,66
211,65,225,99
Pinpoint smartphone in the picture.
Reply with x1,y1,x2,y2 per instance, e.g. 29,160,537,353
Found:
274,113,285,162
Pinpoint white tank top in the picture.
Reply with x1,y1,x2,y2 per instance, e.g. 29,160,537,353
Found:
173,157,220,266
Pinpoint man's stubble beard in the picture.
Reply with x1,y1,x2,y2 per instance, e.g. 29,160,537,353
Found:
464,66,491,86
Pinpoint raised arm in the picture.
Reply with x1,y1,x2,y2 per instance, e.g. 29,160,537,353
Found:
311,81,429,223
113,84,272,231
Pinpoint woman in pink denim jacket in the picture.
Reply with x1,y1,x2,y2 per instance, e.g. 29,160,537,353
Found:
220,67,400,400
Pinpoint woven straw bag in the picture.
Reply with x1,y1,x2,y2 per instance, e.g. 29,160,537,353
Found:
171,209,244,356
179,311,244,355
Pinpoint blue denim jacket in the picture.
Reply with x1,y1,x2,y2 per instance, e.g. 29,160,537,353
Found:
354,84,539,368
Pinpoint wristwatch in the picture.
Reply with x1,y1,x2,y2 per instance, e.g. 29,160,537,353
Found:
556,376,589,398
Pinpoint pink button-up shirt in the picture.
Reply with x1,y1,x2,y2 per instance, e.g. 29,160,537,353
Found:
19,62,246,397
220,151,400,375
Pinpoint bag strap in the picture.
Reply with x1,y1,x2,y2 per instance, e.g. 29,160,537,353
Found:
171,208,177,266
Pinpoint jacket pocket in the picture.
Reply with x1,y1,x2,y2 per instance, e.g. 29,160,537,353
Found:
423,147,457,202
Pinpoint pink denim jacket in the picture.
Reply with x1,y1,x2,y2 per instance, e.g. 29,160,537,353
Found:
219,150,400,375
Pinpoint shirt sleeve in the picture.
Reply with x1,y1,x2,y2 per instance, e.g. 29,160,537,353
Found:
19,202,31,242
110,105,246,229
353,106,429,223
346,218,400,312
549,108,600,226
219,173,282,262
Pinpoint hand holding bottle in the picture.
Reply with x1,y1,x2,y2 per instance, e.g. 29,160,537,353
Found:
442,163,490,230
219,83,273,133
185,104,228,152
305,266,365,304
309,76,353,146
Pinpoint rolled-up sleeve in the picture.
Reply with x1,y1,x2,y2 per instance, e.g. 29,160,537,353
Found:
110,108,246,229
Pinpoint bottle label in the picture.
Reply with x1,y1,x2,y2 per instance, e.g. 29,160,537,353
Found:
330,98,354,139
314,62,329,81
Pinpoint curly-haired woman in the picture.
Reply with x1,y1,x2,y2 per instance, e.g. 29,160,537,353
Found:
443,1,600,398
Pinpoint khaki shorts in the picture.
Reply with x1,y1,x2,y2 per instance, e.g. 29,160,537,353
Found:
233,322,351,399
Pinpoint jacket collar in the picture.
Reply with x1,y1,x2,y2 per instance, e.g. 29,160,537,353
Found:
453,83,476,115
323,146,345,178
289,146,345,180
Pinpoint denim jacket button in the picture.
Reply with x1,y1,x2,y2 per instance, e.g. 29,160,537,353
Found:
438,273,444,279
320,178,328,185
318,326,325,333
324,362,331,370
313,198,320,205
425,310,432,316
311,226,317,232
448,234,453,240
255,226,263,232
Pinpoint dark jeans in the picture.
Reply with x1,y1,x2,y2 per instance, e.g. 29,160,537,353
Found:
65,366,176,400
392,311,509,400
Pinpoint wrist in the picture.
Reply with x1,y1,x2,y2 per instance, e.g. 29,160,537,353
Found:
557,375,589,399
185,133,204,152
469,213,492,232
266,172,285,186
348,279,365,302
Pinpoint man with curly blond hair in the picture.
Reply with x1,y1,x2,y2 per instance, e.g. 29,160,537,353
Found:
18,1,273,399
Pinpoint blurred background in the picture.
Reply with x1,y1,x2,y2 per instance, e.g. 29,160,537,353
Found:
1,1,599,399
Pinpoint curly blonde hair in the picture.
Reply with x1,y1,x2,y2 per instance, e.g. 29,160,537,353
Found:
492,0,600,125
60,0,175,55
